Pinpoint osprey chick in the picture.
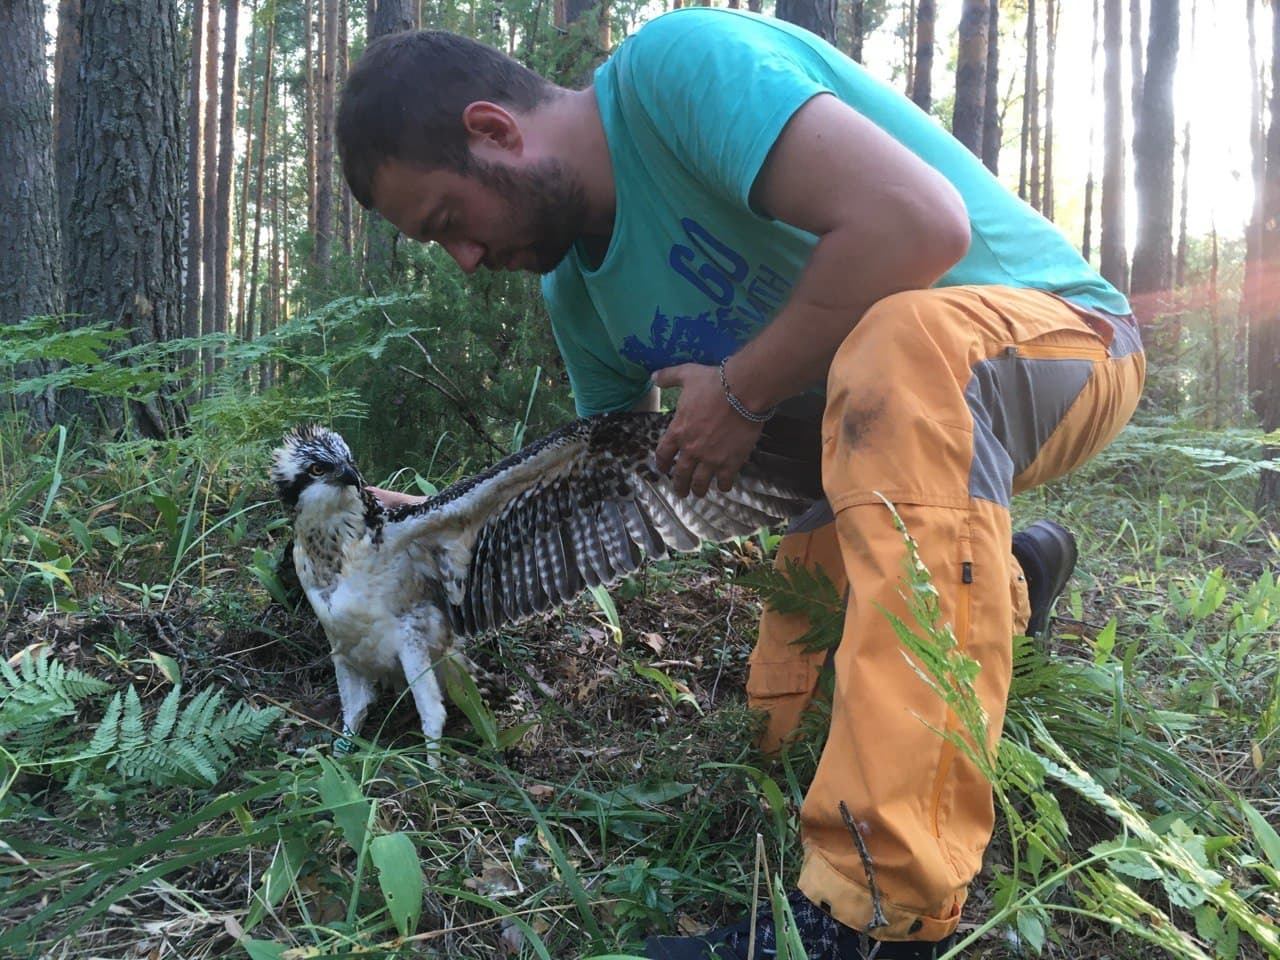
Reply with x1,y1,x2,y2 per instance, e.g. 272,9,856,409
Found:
271,413,818,752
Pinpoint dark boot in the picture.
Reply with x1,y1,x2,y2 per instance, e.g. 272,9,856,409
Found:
1011,519,1078,638
643,891,956,959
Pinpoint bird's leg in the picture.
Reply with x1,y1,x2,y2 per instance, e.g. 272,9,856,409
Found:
398,643,447,761
332,656,377,749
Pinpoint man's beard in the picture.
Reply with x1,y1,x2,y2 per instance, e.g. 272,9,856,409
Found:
470,157,590,275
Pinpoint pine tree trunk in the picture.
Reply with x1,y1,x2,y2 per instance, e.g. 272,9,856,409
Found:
849,0,865,64
1252,3,1280,506
364,0,417,282
952,0,988,157
1019,0,1037,203
1241,0,1262,426
1100,0,1129,294
304,0,317,243
1042,0,1056,220
0,0,61,431
66,0,186,438
247,12,275,350
338,0,353,259
54,0,81,286
910,0,935,112
981,0,1000,174
775,0,836,43
1131,0,1179,400
235,0,259,337
183,0,205,346
214,0,240,362
314,0,338,274
1083,0,1101,261
201,0,219,384
1129,0,1144,163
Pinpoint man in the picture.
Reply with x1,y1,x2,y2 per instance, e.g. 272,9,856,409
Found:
337,10,1144,959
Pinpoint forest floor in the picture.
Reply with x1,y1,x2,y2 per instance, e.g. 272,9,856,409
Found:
2,426,1279,960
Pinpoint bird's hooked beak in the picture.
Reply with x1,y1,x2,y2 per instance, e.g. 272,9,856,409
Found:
338,462,364,488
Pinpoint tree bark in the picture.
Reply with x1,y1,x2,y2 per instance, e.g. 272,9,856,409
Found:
201,0,219,383
849,0,866,64
54,0,81,285
1042,0,1057,220
910,0,935,112
1131,0,1179,307
235,0,259,337
953,0,988,157
0,0,61,431
364,0,416,282
247,11,276,349
981,0,1000,174
314,0,338,274
66,0,186,438
183,0,206,346
1252,2,1280,505
1242,0,1263,426
1083,0,1101,261
1019,0,1037,204
1100,0,1129,294
214,0,240,360
304,0,317,242
775,0,836,43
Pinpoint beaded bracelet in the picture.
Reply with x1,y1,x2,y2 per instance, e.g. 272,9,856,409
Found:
718,357,776,424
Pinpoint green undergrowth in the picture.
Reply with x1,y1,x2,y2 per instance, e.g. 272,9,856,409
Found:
0,393,1278,957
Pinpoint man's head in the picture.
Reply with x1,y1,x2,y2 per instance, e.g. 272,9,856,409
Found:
338,30,556,206
339,30,588,274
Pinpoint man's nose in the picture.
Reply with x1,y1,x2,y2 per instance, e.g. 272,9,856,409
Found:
441,239,486,274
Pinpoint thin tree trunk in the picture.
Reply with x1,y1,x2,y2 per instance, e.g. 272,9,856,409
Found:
981,0,1000,174
1100,0,1129,294
214,0,240,363
339,0,354,259
54,0,81,286
1241,0,1262,425
1019,0,1037,204
314,0,338,274
953,0,988,157
1130,0,1179,344
183,0,205,347
236,0,259,337
0,0,60,430
1209,225,1221,428
850,0,865,64
201,0,219,384
247,11,275,351
1042,0,1057,220
364,0,416,281
304,0,317,242
911,0,935,112
904,0,915,97
1083,0,1101,261
1251,3,1280,506
1129,0,1144,163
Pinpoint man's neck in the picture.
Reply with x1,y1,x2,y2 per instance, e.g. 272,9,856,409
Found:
533,87,616,239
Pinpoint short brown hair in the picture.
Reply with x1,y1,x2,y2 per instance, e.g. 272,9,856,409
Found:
338,30,556,208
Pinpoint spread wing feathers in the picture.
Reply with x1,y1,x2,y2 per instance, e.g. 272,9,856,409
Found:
384,411,817,637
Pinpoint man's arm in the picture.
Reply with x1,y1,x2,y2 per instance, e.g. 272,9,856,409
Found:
653,93,970,498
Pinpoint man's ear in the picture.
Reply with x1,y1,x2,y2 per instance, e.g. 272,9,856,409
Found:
461,101,523,155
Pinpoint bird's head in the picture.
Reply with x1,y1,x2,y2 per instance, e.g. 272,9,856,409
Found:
271,425,366,513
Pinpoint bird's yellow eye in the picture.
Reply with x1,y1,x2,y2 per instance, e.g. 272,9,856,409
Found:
308,464,326,477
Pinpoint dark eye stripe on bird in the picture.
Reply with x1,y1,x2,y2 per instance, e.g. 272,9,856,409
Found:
273,411,822,747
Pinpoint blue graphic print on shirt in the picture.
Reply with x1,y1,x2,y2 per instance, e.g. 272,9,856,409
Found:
619,216,794,371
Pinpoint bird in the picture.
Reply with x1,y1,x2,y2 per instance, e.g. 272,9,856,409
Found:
270,411,821,753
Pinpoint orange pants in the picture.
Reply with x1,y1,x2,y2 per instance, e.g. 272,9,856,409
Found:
745,286,1145,941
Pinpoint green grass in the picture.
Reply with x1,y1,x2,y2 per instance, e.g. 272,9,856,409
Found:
0,412,1277,959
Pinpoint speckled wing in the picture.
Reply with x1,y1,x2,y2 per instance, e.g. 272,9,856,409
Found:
384,412,820,637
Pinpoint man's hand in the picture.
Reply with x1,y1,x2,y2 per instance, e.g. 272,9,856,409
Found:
651,363,765,497
366,486,429,508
